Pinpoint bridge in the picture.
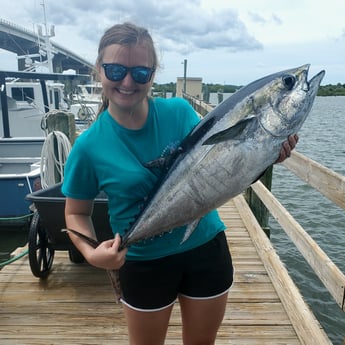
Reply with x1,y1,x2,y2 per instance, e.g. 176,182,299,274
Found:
0,18,93,75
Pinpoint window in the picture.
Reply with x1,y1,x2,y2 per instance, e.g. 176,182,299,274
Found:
11,87,35,102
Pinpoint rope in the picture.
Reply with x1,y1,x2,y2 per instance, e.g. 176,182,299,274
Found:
40,130,71,189
0,213,32,221
0,249,29,268
26,175,33,194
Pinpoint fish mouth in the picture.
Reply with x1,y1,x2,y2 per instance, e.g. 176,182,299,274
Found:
289,66,325,132
308,69,325,93
285,64,325,94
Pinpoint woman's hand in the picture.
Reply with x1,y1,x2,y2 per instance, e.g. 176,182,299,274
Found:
275,134,299,163
87,233,127,270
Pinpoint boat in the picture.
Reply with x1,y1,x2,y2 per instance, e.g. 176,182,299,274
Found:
70,82,102,121
72,82,102,105
1,78,68,137
0,0,96,227
0,70,90,227
0,136,42,226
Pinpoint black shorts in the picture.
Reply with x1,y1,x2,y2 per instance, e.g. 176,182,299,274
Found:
119,231,234,311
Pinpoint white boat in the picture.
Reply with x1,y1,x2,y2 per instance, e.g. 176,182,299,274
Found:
72,82,102,104
1,79,68,137
0,70,90,226
70,82,102,120
0,0,94,226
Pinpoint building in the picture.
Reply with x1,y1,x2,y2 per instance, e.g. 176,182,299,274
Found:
176,77,202,99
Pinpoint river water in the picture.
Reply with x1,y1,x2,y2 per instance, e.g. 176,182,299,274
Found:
1,96,344,343
269,96,345,344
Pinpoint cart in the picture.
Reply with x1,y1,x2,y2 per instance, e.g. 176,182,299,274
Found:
26,183,113,278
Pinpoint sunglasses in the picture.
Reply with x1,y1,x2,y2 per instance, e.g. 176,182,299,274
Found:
102,63,155,84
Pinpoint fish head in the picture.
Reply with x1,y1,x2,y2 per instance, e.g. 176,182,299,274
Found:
256,64,325,137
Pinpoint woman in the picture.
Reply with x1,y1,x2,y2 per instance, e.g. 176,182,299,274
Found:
62,22,298,345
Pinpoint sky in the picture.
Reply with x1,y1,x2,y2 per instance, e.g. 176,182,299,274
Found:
1,0,345,85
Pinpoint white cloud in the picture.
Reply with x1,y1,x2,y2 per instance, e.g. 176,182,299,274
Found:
1,0,345,84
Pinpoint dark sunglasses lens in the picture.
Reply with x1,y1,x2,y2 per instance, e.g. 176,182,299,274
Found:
131,67,152,84
103,64,153,84
104,64,127,81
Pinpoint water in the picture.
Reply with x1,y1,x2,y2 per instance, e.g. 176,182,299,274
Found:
0,226,28,264
1,96,344,343
209,92,232,105
269,96,345,344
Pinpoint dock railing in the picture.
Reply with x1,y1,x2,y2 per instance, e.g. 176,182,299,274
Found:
183,93,214,116
184,94,345,314
255,151,345,312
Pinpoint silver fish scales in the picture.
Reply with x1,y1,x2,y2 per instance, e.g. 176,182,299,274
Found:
63,65,325,302
121,64,325,247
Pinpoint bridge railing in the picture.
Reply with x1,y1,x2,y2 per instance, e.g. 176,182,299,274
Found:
0,18,35,36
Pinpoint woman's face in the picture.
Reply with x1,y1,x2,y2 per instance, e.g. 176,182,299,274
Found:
98,43,154,115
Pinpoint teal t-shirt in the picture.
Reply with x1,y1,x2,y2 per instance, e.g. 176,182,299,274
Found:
62,97,225,260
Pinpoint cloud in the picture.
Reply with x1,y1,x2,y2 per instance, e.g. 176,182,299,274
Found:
248,11,282,26
18,0,262,56
151,7,263,53
2,0,343,84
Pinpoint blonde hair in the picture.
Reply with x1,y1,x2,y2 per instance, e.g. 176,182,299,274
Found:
96,22,158,115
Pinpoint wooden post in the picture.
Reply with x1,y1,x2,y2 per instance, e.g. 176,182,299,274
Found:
244,166,273,237
44,111,76,144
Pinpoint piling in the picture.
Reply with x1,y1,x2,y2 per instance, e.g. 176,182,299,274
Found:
43,111,76,144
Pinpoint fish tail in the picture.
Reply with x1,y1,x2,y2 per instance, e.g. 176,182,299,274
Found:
106,269,122,303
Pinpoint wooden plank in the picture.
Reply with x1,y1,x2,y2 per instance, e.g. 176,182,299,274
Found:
282,150,345,210
233,194,332,344
0,199,322,344
251,180,345,311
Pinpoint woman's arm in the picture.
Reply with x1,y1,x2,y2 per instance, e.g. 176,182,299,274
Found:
65,197,127,270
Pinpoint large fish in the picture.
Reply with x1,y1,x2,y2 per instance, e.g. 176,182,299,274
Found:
64,64,325,302
120,64,325,247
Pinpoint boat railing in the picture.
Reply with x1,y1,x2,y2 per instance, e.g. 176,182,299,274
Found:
184,93,345,314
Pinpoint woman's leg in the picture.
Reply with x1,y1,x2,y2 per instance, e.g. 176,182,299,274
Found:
177,232,233,344
123,303,174,345
179,292,229,345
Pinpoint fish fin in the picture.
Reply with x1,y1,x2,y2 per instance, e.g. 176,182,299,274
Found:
61,228,100,248
144,146,184,171
144,157,168,169
203,115,256,145
180,219,200,244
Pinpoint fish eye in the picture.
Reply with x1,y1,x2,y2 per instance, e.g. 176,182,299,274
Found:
282,74,296,90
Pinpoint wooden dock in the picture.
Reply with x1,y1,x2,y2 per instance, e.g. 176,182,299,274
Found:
0,195,332,344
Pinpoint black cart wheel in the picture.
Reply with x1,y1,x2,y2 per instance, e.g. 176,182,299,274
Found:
28,212,55,278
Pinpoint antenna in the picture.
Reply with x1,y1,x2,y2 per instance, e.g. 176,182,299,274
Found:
39,0,54,73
